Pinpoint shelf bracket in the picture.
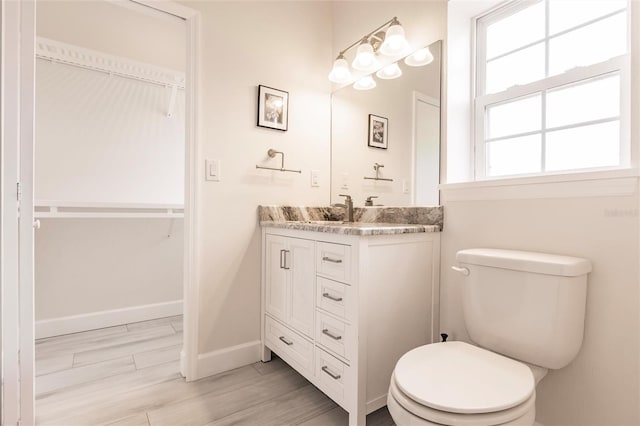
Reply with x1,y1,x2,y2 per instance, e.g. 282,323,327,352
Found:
167,84,178,118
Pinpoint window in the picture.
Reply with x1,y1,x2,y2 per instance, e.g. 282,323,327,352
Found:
475,0,630,179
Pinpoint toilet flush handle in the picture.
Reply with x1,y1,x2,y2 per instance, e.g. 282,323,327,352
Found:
451,266,470,276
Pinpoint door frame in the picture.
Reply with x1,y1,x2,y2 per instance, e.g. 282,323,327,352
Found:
411,91,441,206
133,0,202,384
2,0,36,424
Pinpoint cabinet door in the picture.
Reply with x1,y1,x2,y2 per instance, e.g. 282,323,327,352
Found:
288,238,315,337
265,234,288,322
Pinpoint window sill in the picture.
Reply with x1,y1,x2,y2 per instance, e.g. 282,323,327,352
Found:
439,168,639,201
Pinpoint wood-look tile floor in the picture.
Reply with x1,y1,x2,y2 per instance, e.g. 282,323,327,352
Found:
36,316,394,426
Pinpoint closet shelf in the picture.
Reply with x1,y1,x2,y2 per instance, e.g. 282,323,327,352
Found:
34,201,184,219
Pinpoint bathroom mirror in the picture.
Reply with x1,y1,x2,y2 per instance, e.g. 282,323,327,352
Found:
331,40,441,207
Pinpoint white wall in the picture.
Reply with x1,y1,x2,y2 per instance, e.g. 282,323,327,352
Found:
178,1,332,367
35,1,186,333
36,0,185,71
330,42,441,207
442,1,640,425
36,219,183,320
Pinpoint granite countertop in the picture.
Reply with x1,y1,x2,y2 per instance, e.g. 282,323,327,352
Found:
258,205,443,236
260,220,439,236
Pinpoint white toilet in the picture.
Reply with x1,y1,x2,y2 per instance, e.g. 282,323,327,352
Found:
387,248,592,426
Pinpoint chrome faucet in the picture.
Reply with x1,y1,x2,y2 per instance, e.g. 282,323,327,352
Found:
333,194,354,222
365,196,379,207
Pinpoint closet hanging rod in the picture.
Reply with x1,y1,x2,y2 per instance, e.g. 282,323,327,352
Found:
34,201,184,219
36,54,186,90
36,200,184,209
256,149,302,174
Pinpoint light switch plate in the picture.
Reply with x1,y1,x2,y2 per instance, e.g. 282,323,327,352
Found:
340,173,349,190
402,179,410,194
206,159,220,181
311,170,320,187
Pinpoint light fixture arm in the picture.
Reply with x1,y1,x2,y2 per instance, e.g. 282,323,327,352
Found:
335,16,398,58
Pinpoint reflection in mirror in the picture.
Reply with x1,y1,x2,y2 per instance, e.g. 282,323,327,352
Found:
331,40,441,207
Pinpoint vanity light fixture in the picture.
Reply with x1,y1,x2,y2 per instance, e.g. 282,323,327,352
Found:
329,16,410,85
379,17,410,56
404,46,434,67
353,75,376,91
352,38,379,72
376,62,402,80
328,53,352,84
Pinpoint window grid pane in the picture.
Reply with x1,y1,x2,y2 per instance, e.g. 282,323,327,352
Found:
483,0,628,96
486,134,542,177
486,1,545,60
484,73,622,175
478,0,628,178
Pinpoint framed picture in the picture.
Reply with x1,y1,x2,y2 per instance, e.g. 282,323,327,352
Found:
368,114,388,149
257,85,289,131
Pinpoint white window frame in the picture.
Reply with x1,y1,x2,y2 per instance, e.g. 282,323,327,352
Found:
474,0,631,180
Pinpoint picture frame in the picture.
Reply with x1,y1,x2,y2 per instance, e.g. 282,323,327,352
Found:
368,114,388,149
257,85,289,131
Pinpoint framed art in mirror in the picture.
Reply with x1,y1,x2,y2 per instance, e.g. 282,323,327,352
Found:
368,114,388,149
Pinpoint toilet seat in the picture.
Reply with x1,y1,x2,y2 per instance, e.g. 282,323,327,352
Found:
390,372,536,426
390,342,536,426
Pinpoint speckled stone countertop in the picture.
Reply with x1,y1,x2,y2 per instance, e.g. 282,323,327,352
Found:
258,205,443,236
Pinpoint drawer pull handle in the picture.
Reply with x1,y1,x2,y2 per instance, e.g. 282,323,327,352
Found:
322,256,343,264
322,328,342,340
322,292,343,302
321,365,341,380
278,336,293,346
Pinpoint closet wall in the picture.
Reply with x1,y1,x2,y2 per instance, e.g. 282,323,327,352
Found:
35,1,186,338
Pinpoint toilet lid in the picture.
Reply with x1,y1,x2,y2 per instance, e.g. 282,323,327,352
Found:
394,342,535,414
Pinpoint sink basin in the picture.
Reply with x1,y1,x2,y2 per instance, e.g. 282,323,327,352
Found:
304,220,344,225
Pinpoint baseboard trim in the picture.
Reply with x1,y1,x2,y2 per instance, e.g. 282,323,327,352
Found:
36,299,183,339
367,394,388,414
195,340,261,379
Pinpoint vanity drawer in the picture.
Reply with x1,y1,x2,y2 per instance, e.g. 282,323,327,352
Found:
316,276,354,322
315,346,352,409
315,310,353,362
265,315,313,376
317,242,351,283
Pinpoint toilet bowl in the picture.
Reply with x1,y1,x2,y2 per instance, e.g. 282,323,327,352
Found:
387,342,537,426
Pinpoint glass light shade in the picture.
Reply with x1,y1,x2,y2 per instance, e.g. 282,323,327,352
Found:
352,41,378,72
328,56,352,83
376,62,402,80
404,47,434,67
380,23,410,56
353,75,376,91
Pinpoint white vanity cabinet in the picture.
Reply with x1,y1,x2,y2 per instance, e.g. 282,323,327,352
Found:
264,234,315,339
261,225,440,426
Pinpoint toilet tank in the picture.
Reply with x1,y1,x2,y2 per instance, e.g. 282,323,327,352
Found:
456,248,592,370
